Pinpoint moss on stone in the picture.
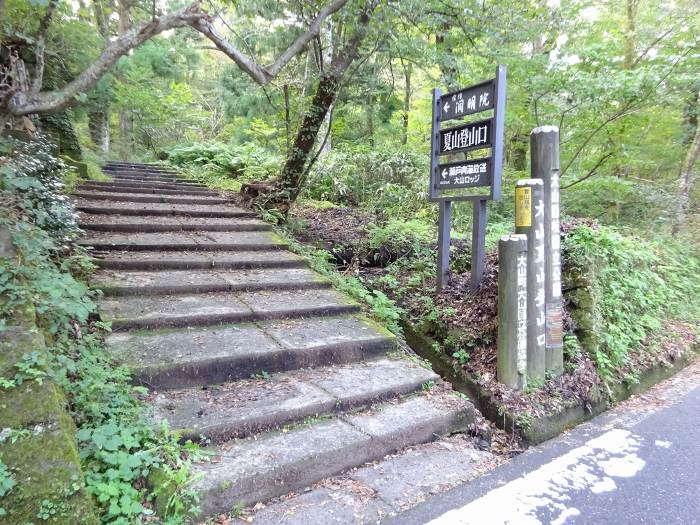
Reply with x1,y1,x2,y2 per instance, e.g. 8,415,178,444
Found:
0,419,98,525
0,325,98,525
563,258,605,357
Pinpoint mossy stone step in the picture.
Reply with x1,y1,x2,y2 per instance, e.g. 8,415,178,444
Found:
72,190,230,205
100,288,360,330
147,357,437,442
92,267,329,295
75,200,255,218
78,183,217,196
106,315,394,389
78,231,286,251
78,214,271,233
191,394,474,517
84,179,207,190
93,249,306,270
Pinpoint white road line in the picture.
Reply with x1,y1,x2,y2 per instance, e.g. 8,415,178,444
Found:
426,428,648,525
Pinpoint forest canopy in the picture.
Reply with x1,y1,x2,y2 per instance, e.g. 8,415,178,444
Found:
0,0,699,230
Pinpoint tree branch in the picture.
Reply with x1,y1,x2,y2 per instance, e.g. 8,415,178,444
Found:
7,4,209,115
31,0,59,93
561,151,614,189
190,0,349,86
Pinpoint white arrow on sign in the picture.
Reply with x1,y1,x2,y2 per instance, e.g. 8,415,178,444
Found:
441,169,448,179
443,102,450,113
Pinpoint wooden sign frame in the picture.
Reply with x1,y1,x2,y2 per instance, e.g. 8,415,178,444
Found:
430,65,507,292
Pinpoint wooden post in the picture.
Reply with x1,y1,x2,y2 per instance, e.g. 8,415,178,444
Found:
515,179,546,383
437,199,452,291
470,198,487,292
531,126,564,376
497,234,528,389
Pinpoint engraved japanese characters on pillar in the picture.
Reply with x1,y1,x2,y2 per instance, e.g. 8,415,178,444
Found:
515,179,546,383
516,252,528,376
497,234,528,389
531,126,564,375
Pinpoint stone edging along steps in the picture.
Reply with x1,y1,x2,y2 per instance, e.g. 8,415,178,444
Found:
73,161,482,519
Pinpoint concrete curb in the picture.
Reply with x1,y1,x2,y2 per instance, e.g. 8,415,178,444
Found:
403,320,700,445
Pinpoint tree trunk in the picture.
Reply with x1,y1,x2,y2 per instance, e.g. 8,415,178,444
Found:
245,71,340,213
318,21,333,154
88,105,110,153
401,59,411,145
89,0,111,154
623,0,637,70
117,0,132,158
243,0,381,214
366,92,374,146
672,91,700,236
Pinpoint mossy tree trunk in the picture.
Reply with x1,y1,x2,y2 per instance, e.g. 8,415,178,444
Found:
673,90,700,236
245,0,381,215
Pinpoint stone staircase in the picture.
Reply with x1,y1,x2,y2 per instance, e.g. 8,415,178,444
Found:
73,161,480,520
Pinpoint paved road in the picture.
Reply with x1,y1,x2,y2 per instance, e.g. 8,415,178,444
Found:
385,360,700,525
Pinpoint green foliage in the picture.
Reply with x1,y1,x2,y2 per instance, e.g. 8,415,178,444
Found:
0,135,78,241
1,137,200,524
365,218,434,265
278,233,404,334
0,460,15,517
304,145,426,212
168,142,280,182
563,225,700,382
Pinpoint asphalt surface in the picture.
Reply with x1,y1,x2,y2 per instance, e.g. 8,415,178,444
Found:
385,363,700,525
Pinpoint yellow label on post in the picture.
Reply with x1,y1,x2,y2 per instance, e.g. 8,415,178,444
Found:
515,187,532,227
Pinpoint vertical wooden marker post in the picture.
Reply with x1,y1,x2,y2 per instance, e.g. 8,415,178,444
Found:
497,234,528,389
515,179,546,383
531,126,564,375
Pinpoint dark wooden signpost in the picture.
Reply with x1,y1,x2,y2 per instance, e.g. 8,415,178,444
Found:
430,65,506,292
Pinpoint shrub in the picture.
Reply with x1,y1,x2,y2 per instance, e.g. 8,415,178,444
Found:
304,145,426,212
563,224,700,382
168,142,279,181
364,218,434,266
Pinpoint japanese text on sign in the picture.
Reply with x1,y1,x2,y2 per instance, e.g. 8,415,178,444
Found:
515,186,532,227
437,159,491,189
439,119,492,154
440,81,495,121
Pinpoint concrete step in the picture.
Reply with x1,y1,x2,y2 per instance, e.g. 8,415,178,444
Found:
147,358,437,443
78,183,217,196
103,165,176,173
105,171,182,178
192,393,474,517
72,190,230,205
78,214,270,233
104,175,197,184
75,201,255,218
107,315,394,388
78,231,286,252
92,267,330,296
100,288,360,330
82,179,207,190
93,250,306,271
251,433,493,524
